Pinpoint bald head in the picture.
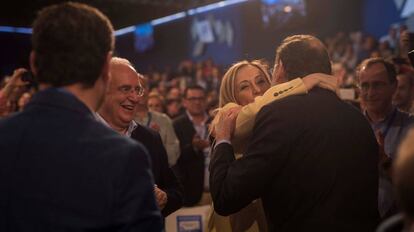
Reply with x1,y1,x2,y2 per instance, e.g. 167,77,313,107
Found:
109,57,136,76
98,57,142,133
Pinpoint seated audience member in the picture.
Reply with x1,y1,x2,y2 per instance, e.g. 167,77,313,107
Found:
0,3,162,231
377,129,414,232
97,57,183,217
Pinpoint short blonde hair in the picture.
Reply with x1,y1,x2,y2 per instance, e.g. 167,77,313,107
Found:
218,60,271,107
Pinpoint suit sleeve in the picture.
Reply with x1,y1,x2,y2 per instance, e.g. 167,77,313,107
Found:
113,144,163,231
154,133,184,217
173,121,198,163
209,102,295,216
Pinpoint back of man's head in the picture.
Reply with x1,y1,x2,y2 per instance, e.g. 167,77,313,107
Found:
32,2,114,88
394,129,414,221
276,35,332,80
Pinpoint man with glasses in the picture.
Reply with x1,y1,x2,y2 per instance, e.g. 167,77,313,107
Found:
97,57,183,217
173,85,212,206
357,57,414,221
97,57,144,136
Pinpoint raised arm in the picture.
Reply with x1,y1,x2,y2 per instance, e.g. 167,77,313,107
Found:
212,74,337,154
302,73,338,95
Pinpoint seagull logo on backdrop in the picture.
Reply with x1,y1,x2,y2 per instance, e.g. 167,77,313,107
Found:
395,0,405,10
399,0,414,18
394,0,414,31
191,15,234,57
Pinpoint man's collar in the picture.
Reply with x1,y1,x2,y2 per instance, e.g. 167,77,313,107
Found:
95,113,137,137
186,110,208,124
28,88,93,117
365,106,397,124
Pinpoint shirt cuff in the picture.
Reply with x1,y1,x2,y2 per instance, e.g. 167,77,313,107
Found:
214,139,231,150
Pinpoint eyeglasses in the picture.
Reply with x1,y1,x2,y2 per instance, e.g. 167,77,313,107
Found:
358,81,390,92
118,85,145,97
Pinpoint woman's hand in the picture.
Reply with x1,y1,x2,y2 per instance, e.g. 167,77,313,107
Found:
214,106,241,141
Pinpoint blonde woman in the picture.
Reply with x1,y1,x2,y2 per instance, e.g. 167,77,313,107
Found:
208,60,337,232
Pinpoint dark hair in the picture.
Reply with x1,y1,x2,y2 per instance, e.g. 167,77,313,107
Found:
183,85,206,98
356,57,397,84
32,2,114,88
276,35,332,80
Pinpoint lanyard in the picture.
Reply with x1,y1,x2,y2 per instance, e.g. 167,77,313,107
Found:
382,108,397,138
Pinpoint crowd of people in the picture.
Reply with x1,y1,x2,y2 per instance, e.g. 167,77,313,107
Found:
1,1,414,232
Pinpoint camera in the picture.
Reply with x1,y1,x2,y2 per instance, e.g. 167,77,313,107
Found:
21,71,37,88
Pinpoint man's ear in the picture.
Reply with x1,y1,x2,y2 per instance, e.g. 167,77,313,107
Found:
101,52,113,84
272,60,286,85
29,51,37,76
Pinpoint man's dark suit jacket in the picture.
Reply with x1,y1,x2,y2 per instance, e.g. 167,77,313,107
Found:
131,125,183,216
173,113,210,206
210,88,380,232
0,88,162,231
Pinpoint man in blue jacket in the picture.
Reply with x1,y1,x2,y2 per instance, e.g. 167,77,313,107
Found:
0,2,162,231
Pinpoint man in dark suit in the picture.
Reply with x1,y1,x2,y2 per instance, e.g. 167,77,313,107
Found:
173,85,212,206
0,3,162,231
210,35,379,232
97,57,182,217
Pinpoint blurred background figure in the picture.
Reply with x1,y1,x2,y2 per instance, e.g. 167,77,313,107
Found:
148,92,166,113
135,74,181,167
393,71,414,114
